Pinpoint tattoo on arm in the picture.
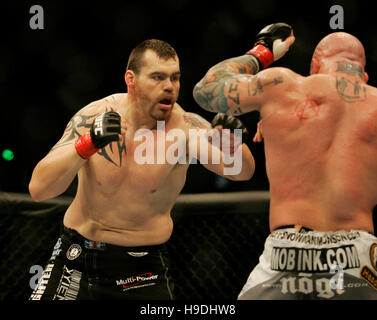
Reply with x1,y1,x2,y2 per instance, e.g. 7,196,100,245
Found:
228,79,240,105
233,107,245,115
194,72,284,114
222,55,260,75
50,103,127,167
252,77,283,96
51,107,101,151
194,54,285,114
183,113,211,129
194,55,259,114
194,80,230,113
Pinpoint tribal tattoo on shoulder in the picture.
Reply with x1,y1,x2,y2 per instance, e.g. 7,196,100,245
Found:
194,55,283,114
51,106,100,151
98,137,127,168
51,104,126,167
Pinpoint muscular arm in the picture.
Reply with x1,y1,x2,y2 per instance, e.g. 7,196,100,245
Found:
193,55,290,115
29,103,102,201
184,112,254,181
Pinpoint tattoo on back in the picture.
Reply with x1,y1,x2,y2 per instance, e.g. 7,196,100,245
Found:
294,95,320,120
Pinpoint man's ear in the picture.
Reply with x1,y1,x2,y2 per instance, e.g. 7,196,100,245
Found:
125,70,135,88
310,58,320,75
364,71,369,83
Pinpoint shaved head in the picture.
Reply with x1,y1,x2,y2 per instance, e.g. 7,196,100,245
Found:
310,32,366,75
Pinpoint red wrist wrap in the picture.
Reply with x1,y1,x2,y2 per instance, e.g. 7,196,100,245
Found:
75,132,99,159
247,44,274,69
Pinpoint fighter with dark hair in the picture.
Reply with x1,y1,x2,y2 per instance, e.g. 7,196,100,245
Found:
28,39,254,300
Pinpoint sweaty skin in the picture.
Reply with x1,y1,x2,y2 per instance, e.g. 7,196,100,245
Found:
29,50,254,246
194,32,377,233
64,97,196,247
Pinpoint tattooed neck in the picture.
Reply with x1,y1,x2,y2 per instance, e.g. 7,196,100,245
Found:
336,61,363,78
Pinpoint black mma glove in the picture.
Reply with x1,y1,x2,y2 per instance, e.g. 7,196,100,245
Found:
246,22,292,71
211,113,249,143
75,111,121,159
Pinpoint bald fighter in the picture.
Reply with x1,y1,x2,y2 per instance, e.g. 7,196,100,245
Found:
28,39,254,300
193,23,377,299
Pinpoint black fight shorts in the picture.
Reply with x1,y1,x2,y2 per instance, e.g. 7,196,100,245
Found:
30,227,174,300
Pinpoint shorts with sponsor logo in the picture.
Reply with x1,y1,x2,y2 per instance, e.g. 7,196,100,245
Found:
29,227,174,300
238,227,377,300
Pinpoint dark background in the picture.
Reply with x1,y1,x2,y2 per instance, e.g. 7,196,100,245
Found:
1,0,375,196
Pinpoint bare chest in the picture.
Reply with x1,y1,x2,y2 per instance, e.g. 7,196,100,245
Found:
86,127,188,194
